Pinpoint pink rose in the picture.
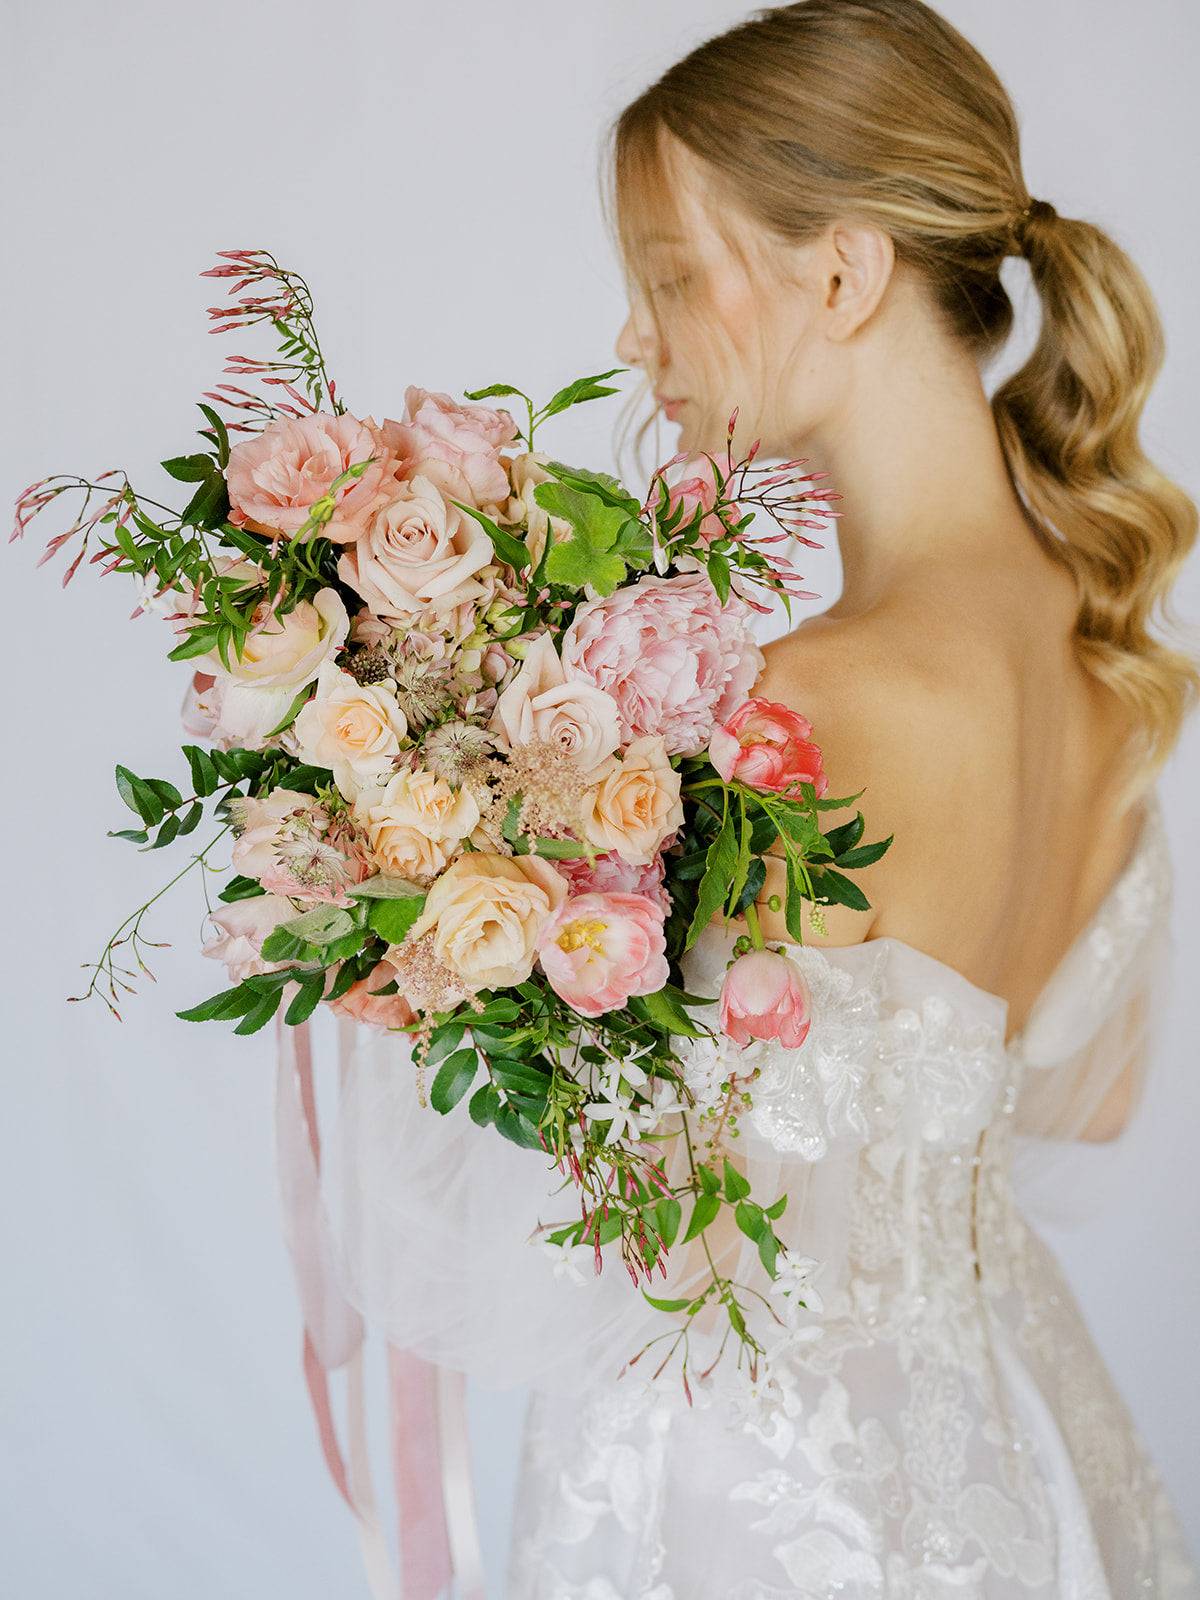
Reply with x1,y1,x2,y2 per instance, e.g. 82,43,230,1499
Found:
709,698,829,796
665,472,739,544
720,949,813,1048
553,850,671,916
561,572,763,757
337,473,494,625
327,958,416,1030
537,892,669,1018
201,894,296,983
225,412,399,544
389,386,519,507
490,633,621,768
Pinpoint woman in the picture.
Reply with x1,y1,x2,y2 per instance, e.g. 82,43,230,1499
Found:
501,1,1200,1593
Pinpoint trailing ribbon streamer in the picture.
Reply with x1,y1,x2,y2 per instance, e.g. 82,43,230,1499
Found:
276,1012,486,1597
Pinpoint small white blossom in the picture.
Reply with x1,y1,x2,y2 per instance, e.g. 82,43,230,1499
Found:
539,1239,594,1286
769,1250,825,1318
582,1071,642,1144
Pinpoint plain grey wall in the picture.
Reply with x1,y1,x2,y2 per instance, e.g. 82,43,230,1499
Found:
3,2,1197,1595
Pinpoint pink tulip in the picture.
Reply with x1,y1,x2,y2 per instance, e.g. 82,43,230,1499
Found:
708,698,829,796
537,892,669,1018
719,949,812,1049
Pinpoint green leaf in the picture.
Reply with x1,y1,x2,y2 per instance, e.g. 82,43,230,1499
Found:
161,453,217,483
685,809,737,950
681,1192,720,1243
732,855,766,917
177,983,254,1022
284,973,327,1026
734,1200,766,1241
494,1105,545,1150
463,382,531,403
234,986,285,1035
764,1193,788,1221
834,835,894,869
468,1083,500,1128
218,874,267,903
349,874,425,900
653,1196,682,1248
182,743,220,796
535,481,640,596
697,1164,722,1197
532,836,587,859
150,813,181,850
822,812,865,858
723,1158,752,1202
114,764,146,817
177,799,204,837
706,552,731,604
629,985,707,1039
263,684,314,740
757,1228,781,1277
449,498,530,573
784,848,809,942
641,1292,693,1313
809,865,872,911
538,368,626,420
145,776,183,809
197,402,230,468
367,894,427,944
539,459,642,514
107,826,149,844
280,904,356,946
181,471,230,530
431,1048,479,1114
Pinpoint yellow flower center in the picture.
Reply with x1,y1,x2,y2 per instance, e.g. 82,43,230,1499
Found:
556,918,608,954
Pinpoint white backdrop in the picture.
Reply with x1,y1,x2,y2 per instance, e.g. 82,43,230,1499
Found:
3,2,1197,1595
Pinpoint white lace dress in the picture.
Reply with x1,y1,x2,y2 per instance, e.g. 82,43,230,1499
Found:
503,789,1199,1599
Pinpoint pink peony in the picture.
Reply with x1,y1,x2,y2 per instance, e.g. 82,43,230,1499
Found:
709,698,829,796
553,850,671,916
201,894,296,983
719,949,813,1049
327,958,416,1030
537,892,669,1018
665,471,740,544
389,386,519,507
225,412,400,544
561,572,763,757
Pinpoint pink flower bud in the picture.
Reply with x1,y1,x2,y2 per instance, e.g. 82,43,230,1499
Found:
719,949,812,1049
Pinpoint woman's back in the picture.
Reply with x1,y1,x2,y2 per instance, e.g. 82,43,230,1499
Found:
754,533,1148,1049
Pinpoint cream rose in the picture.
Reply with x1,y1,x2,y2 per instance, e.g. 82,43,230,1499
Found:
490,633,620,768
352,766,481,881
336,472,494,625
580,735,684,866
408,851,567,992
199,586,350,748
293,659,409,800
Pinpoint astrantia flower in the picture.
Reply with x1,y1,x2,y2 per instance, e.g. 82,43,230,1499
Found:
421,719,498,786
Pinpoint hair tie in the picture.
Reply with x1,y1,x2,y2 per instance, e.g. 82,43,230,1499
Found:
1010,196,1057,255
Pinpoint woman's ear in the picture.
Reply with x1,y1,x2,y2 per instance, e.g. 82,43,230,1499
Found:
820,222,895,340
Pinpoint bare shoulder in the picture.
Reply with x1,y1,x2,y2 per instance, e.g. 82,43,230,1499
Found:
750,611,994,948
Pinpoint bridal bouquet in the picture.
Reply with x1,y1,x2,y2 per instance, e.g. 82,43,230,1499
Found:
12,249,891,1389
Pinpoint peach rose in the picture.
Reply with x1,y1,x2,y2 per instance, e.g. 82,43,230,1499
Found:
351,766,481,881
293,660,409,800
580,736,684,866
490,633,620,768
327,958,416,1031
225,412,399,544
196,586,350,749
337,473,494,625
201,894,296,983
408,851,567,992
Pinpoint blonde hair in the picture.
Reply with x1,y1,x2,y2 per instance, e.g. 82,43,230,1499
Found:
601,0,1199,805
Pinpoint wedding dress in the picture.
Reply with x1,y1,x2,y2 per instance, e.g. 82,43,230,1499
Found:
328,784,1199,1599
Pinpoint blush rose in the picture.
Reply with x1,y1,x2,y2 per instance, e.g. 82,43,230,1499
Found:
225,412,399,544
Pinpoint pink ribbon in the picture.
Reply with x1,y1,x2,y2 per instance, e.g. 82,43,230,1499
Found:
275,1013,485,1598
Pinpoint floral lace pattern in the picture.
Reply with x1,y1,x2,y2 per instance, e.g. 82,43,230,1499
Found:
507,794,1197,1598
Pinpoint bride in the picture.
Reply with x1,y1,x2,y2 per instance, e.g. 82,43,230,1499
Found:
331,2,1199,1594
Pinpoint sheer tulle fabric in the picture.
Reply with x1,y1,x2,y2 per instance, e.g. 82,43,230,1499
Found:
326,791,1169,1397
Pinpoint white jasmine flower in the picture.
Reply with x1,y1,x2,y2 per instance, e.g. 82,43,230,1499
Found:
539,1239,594,1286
582,1071,643,1144
769,1250,825,1318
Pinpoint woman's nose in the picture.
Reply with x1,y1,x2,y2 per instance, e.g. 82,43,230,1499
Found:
615,304,656,371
